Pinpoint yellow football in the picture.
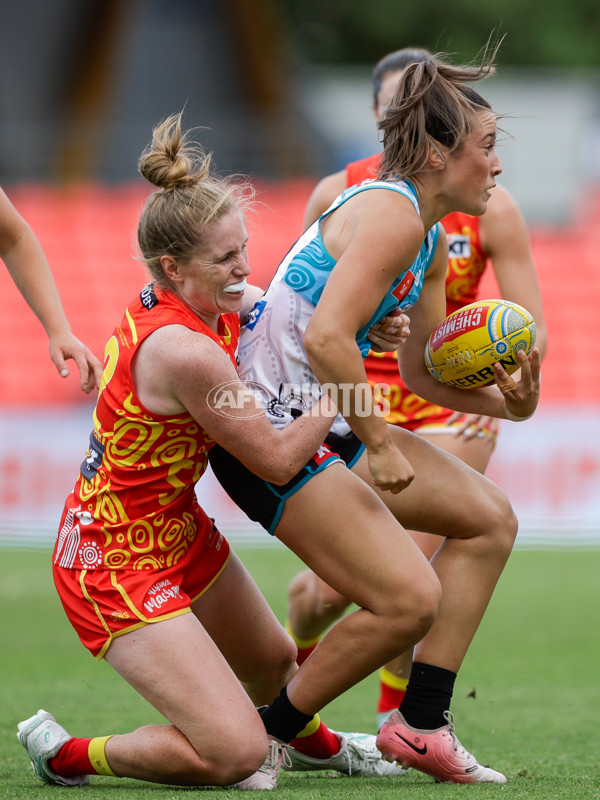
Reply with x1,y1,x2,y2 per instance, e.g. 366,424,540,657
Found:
424,299,536,389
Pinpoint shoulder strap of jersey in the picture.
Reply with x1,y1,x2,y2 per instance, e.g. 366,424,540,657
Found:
320,178,420,224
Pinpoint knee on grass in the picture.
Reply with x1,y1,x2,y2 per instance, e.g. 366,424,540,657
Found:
243,628,298,690
189,735,268,786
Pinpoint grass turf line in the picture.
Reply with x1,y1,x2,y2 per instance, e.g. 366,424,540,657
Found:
1,545,598,799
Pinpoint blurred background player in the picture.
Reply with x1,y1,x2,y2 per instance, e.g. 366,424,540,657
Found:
285,46,548,728
0,186,102,393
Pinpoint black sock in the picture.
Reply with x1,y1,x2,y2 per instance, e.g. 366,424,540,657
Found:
399,661,456,730
258,687,314,743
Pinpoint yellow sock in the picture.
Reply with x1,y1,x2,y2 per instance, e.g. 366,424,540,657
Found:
285,620,321,650
380,666,409,691
88,736,116,776
291,714,341,758
294,713,322,739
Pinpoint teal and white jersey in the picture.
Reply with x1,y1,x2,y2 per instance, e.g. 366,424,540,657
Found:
240,178,440,434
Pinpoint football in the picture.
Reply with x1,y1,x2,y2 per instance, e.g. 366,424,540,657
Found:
424,299,536,389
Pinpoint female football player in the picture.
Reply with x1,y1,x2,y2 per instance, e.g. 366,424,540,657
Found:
16,113,363,791
209,43,540,784
286,46,547,730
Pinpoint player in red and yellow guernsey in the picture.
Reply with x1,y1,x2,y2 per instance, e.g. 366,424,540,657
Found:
17,113,395,791
285,49,547,728
54,282,238,583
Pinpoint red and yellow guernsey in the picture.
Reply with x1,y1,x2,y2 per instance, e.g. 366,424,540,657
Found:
345,154,491,428
54,283,239,571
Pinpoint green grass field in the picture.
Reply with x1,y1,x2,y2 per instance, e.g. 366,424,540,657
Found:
1,544,599,799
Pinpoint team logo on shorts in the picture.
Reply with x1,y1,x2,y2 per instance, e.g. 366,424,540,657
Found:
311,444,334,466
144,579,183,614
109,610,130,621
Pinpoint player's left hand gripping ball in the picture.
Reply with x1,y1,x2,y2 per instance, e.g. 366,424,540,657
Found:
424,299,536,389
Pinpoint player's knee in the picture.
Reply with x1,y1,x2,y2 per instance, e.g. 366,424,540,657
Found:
136,730,267,786
216,740,268,785
288,569,313,603
257,629,298,686
405,573,442,638
204,737,268,785
483,485,519,554
235,626,297,692
385,569,441,641
266,630,298,684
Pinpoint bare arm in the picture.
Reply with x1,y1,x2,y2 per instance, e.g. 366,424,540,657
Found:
302,171,347,230
0,188,102,392
305,189,425,492
306,173,412,354
240,282,265,322
133,324,335,485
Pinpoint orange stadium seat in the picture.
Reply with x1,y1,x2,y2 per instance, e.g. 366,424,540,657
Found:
0,182,598,406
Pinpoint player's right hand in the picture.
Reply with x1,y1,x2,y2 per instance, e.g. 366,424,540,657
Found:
367,442,414,494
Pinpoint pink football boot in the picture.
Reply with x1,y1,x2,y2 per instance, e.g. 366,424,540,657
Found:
376,710,506,784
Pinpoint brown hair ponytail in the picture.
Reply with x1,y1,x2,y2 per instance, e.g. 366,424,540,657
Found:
378,41,500,181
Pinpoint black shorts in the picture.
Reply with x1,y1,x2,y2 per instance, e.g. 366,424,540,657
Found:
209,431,365,535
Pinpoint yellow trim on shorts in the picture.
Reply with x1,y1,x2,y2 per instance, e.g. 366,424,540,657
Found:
83,570,191,661
416,421,497,441
110,570,154,621
85,547,231,661
95,611,191,661
79,570,115,660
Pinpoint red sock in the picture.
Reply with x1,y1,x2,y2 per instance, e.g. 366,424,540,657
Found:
290,717,341,759
377,682,406,713
49,735,115,778
49,738,95,777
285,621,321,666
296,642,318,665
377,667,408,713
